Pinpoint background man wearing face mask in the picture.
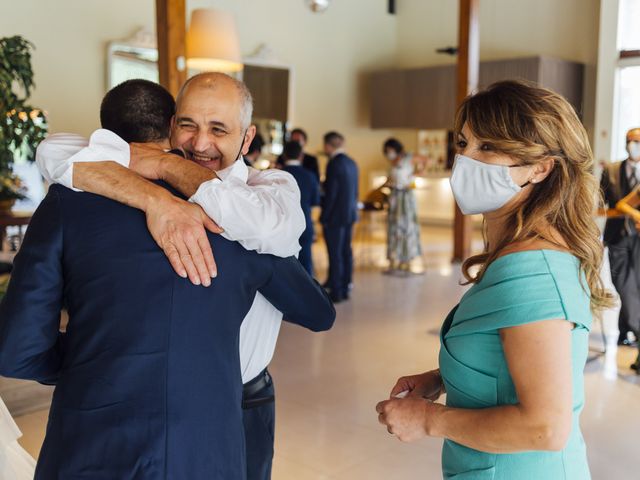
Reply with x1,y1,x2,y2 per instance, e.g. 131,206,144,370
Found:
36,73,321,480
600,127,640,349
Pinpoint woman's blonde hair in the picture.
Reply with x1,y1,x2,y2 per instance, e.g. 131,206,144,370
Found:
455,80,614,313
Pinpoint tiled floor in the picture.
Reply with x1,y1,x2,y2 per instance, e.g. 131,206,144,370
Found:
12,226,640,479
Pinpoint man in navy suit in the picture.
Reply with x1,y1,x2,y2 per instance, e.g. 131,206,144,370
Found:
282,140,320,276
321,131,359,303
0,80,335,479
276,128,320,180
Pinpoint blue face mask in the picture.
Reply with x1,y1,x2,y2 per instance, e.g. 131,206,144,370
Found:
450,154,530,215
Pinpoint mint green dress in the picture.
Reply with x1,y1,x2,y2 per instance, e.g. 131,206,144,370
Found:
439,250,591,479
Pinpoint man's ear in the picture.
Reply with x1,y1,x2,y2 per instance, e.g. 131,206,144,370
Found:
242,125,257,155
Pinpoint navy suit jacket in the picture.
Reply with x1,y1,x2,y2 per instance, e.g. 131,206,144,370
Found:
277,153,320,180
0,184,335,479
320,153,359,226
283,164,320,243
601,159,637,245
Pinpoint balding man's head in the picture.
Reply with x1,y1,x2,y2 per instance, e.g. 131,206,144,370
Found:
627,127,640,162
627,128,640,144
176,72,253,129
170,72,257,171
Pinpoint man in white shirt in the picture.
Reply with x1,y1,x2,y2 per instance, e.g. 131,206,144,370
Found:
36,72,321,480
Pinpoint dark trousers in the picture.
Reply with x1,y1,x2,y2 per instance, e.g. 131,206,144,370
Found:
608,235,640,342
242,371,275,480
323,223,354,297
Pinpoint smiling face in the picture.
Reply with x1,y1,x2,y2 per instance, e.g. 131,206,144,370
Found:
170,76,254,171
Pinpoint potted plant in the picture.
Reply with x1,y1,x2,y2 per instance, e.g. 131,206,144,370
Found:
0,171,27,213
0,35,48,211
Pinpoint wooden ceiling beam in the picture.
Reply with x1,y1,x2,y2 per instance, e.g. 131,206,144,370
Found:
156,0,186,97
453,0,480,262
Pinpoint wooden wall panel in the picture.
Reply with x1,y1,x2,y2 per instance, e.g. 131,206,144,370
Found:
407,65,456,130
244,65,289,123
539,57,584,116
370,56,585,130
370,70,408,128
479,57,540,89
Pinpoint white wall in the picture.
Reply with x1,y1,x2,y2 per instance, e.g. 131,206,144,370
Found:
0,0,602,194
1,0,398,195
0,1,156,136
188,0,398,193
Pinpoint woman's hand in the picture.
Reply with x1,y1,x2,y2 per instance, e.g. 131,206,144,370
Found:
390,370,444,401
376,397,443,442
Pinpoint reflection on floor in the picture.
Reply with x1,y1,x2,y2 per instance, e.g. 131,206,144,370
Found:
14,226,639,479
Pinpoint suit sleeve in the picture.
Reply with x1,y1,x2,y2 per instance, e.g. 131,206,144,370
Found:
321,160,338,224
311,176,321,207
308,155,320,181
599,167,613,207
0,189,65,382
258,256,335,332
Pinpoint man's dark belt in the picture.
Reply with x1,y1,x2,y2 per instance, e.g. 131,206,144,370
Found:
242,369,274,409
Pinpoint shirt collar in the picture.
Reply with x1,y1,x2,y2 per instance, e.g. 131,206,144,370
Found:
284,160,302,166
330,148,345,159
216,157,249,183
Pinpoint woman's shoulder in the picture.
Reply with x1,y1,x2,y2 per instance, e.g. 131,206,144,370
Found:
455,244,592,331
488,238,576,279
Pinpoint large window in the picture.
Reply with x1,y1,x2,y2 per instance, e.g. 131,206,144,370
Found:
615,66,640,159
618,0,640,51
613,0,640,159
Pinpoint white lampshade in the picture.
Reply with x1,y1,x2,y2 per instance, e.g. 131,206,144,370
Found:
186,9,243,73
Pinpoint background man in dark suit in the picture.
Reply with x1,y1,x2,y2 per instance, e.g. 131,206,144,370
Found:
321,131,359,303
277,128,320,180
282,140,320,276
0,80,335,479
601,127,640,349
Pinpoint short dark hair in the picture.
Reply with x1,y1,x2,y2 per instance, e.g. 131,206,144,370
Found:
283,140,303,160
323,131,344,148
247,133,265,155
290,128,308,142
100,79,175,143
383,138,404,154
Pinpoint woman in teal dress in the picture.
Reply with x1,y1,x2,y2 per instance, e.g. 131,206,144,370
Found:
376,81,613,479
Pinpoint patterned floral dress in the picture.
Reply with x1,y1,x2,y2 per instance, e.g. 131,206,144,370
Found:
387,154,422,264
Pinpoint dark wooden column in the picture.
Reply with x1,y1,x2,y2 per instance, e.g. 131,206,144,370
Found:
453,0,480,262
156,0,186,97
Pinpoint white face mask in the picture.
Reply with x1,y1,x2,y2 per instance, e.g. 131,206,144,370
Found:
386,151,398,161
628,141,640,161
450,154,528,215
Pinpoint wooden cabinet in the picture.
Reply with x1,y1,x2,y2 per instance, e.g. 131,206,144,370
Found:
370,56,584,129
243,64,290,123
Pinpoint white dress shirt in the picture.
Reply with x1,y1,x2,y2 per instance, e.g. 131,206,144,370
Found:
36,130,305,383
